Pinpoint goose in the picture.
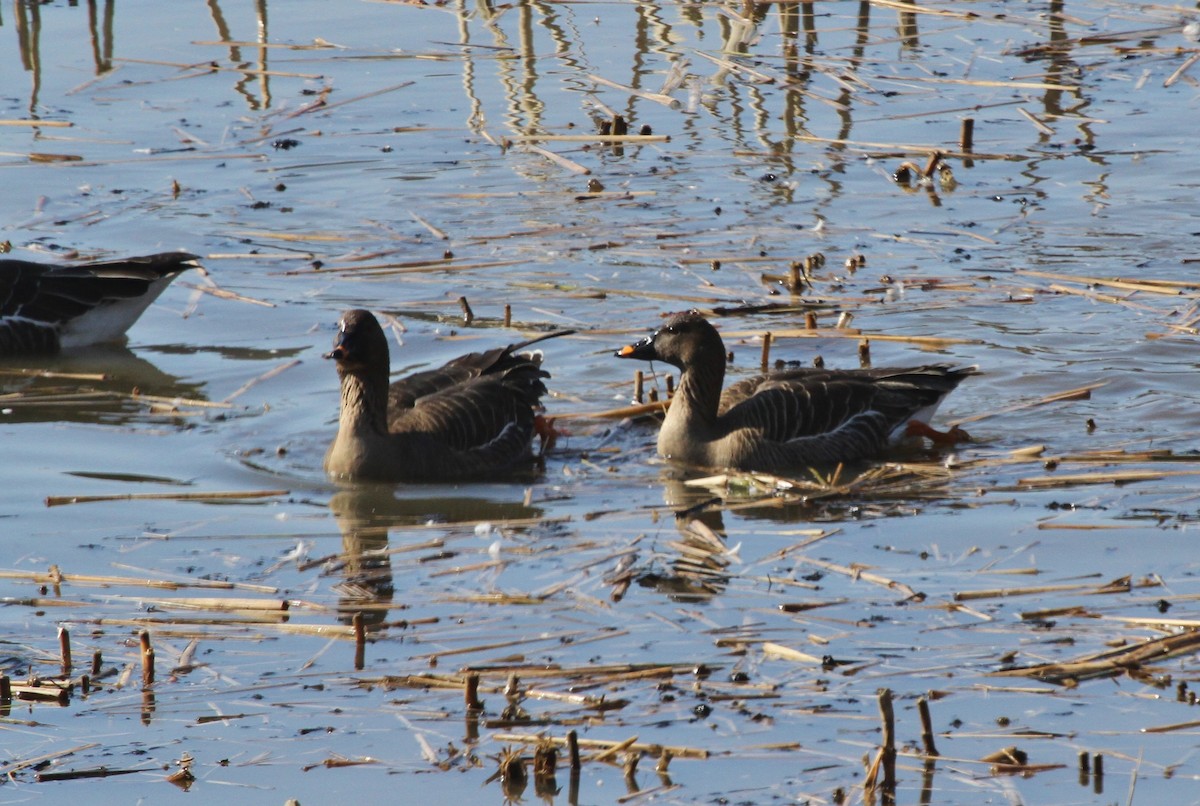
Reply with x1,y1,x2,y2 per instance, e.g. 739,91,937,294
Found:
325,309,571,482
616,310,976,471
0,251,200,355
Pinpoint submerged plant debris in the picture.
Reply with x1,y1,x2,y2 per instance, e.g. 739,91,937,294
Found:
2,0,1200,804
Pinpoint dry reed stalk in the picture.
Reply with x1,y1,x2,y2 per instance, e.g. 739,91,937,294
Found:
0,368,108,381
0,743,99,778
11,683,69,706
123,597,290,611
555,399,670,420
590,736,639,764
409,630,584,662
1015,268,1200,295
1016,468,1200,488
410,211,448,240
868,0,979,17
203,252,314,261
284,258,523,276
785,134,1002,160
128,391,233,409
45,489,289,507
1107,615,1200,629
283,80,414,119
1017,107,1055,135
116,56,321,79
990,628,1200,685
954,575,1138,602
1045,283,1161,313
587,75,680,109
428,561,507,578
0,119,71,127
1165,52,1200,87
495,732,712,762
949,381,1106,427
691,50,777,85
761,642,824,663
222,359,301,403
178,282,275,308
1142,719,1200,734
793,556,920,599
0,569,277,593
522,144,590,175
507,134,669,143
233,229,353,243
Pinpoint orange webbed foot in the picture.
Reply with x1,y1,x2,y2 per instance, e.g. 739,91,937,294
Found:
905,419,971,446
534,415,568,455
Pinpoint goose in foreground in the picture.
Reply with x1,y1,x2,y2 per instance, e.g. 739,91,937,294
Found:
0,251,200,355
325,309,571,482
616,311,976,471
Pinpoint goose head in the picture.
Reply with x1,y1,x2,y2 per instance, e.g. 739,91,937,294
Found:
327,309,390,376
616,310,724,371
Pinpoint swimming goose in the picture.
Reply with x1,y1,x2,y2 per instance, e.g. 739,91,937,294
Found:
616,311,976,471
0,251,200,355
325,309,570,482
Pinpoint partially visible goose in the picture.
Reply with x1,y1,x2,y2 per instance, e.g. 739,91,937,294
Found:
325,309,571,482
0,251,200,355
616,311,976,471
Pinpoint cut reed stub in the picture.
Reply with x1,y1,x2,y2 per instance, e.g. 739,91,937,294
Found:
465,671,484,712
58,627,71,677
960,117,975,152
140,630,155,687
353,612,366,671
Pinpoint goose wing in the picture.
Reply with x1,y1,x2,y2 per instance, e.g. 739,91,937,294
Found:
393,365,545,444
720,365,974,442
388,330,571,412
0,253,198,321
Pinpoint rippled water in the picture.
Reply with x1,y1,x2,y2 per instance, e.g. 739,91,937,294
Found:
2,1,1200,803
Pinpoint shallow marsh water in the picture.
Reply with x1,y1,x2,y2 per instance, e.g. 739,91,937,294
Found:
2,0,1200,803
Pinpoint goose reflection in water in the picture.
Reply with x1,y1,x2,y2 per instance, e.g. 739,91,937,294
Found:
0,343,212,426
328,488,546,627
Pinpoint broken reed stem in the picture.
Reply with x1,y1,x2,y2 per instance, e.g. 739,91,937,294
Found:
634,370,644,404
465,671,484,712
45,489,289,507
353,612,366,671
58,627,72,677
960,117,974,152
568,730,581,771
91,650,102,677
503,304,512,328
140,631,155,687
917,696,938,756
760,332,772,373
458,296,474,325
878,688,896,790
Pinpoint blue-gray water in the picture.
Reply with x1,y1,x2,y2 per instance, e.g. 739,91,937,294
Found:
2,1,1199,802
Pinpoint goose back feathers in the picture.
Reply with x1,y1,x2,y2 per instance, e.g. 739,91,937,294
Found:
0,252,200,355
617,311,975,471
325,309,570,482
